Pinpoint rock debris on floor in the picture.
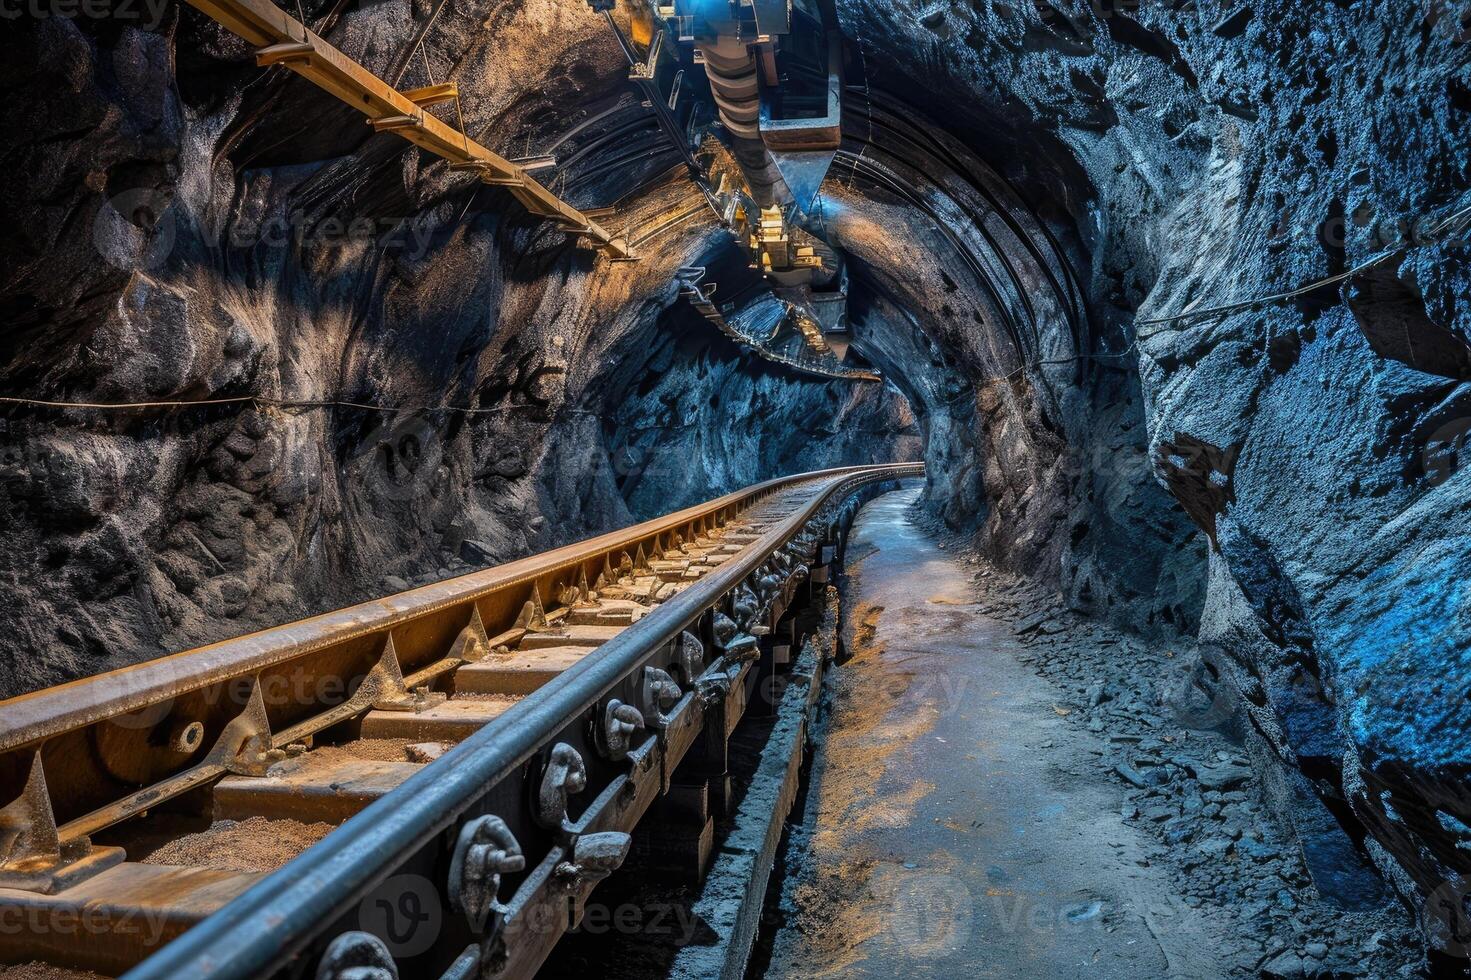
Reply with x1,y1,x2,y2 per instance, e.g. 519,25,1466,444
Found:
760,488,1419,979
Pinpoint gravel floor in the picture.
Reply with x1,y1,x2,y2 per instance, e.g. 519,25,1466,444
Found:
759,488,1422,979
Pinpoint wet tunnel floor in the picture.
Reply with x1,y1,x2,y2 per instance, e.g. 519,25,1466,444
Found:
756,487,1418,979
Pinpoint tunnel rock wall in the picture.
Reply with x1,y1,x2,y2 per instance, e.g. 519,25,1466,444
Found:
0,5,913,698
820,49,1205,637
837,0,1471,952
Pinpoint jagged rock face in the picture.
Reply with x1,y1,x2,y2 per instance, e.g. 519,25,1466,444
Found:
0,6,913,695
835,0,1471,955
2,0,1469,960
598,316,922,518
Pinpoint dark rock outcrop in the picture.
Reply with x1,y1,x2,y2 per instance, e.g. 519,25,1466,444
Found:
833,0,1469,959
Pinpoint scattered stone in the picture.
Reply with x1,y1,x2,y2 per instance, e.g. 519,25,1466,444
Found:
1197,837,1233,860
1015,610,1053,635
404,742,448,763
459,539,495,565
1197,762,1252,790
967,567,1420,974
1116,762,1149,788
1237,838,1279,861
1261,950,1307,978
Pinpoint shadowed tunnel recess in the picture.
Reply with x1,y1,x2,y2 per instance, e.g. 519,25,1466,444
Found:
1,0,1471,972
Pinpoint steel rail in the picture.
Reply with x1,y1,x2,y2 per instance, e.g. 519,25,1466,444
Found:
124,462,920,980
0,466,882,754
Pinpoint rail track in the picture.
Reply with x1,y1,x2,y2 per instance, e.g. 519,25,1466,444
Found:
0,463,920,979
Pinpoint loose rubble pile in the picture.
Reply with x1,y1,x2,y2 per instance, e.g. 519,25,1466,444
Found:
947,531,1425,978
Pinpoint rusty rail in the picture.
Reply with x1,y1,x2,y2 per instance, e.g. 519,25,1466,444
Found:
0,463,920,978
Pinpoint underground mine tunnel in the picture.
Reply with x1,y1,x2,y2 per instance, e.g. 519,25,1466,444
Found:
1,0,1470,977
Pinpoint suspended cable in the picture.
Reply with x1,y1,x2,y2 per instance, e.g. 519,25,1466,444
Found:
994,341,1141,384
1136,202,1471,327
0,396,600,417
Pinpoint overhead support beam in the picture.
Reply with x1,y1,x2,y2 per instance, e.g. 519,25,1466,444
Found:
401,81,459,108
189,0,633,259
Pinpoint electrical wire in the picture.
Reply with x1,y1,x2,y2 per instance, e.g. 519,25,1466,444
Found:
1136,201,1471,327
993,340,1141,384
0,396,600,417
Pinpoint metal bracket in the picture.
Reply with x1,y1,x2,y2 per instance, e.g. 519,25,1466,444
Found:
367,636,446,714
713,611,738,648
535,743,587,832
514,586,551,632
757,566,783,599
448,606,492,665
560,568,598,609
724,633,760,666
713,611,759,665
594,699,645,762
731,583,759,629
315,931,398,980
696,671,732,705
217,676,278,775
553,831,630,891
674,631,705,685
256,41,315,68
640,667,682,729
448,815,525,933
0,750,123,893
369,113,425,133
438,945,481,980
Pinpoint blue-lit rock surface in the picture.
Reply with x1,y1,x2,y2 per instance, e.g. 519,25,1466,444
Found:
833,0,1471,958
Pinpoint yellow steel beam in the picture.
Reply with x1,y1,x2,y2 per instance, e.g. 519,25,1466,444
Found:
188,0,633,259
